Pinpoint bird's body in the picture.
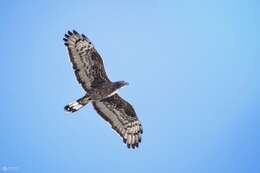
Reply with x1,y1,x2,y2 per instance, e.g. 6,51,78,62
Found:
63,30,142,149
88,81,128,100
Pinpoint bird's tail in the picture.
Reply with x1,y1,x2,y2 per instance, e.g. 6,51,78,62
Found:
64,95,91,113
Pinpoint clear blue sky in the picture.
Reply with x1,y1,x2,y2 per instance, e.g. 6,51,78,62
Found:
0,0,259,173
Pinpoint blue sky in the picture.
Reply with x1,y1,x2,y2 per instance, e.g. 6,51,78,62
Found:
0,0,259,173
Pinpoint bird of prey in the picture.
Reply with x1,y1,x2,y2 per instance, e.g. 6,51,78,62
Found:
63,30,143,149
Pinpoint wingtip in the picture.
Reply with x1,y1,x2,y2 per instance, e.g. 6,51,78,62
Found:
73,30,79,34
67,30,73,35
139,136,142,142
64,30,89,42
126,143,139,149
82,34,87,38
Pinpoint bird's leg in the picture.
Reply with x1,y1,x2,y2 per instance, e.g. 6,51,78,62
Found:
64,94,91,113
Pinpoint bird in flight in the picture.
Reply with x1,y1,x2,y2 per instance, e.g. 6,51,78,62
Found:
63,30,143,149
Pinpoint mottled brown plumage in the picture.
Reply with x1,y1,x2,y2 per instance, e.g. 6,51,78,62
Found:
64,30,143,149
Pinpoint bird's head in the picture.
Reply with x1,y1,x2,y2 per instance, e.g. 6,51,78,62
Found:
113,81,129,90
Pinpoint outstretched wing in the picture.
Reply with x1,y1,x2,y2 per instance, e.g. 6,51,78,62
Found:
92,94,143,149
63,30,110,92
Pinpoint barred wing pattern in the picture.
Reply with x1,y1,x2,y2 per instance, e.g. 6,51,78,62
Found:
64,30,110,92
92,94,143,148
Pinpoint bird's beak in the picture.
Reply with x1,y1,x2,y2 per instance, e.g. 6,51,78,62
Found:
125,82,129,86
